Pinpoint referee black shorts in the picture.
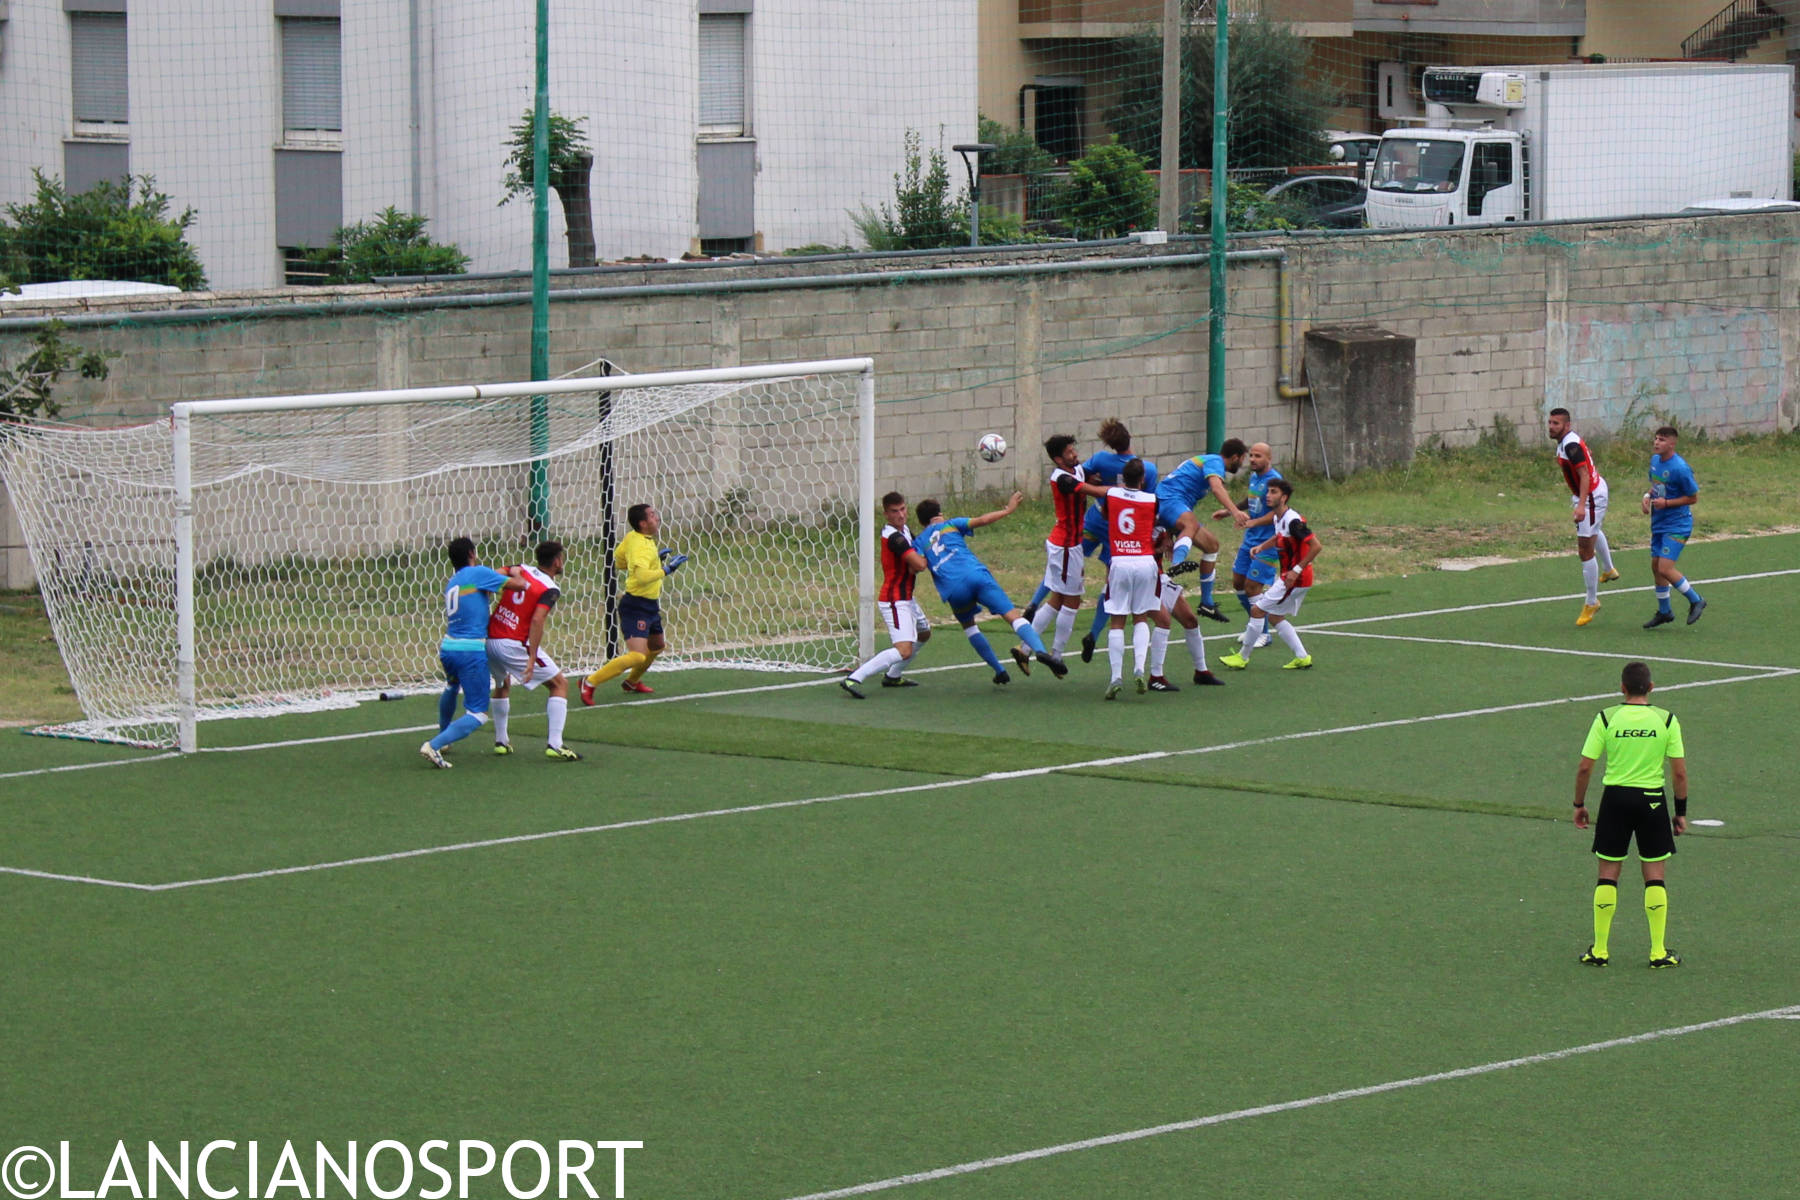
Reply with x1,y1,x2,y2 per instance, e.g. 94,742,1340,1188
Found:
1591,785,1677,863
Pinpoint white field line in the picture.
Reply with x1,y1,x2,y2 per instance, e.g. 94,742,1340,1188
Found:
5,666,1792,893
774,1004,1800,1200
1302,566,1800,631
1301,629,1795,673
6,566,1794,783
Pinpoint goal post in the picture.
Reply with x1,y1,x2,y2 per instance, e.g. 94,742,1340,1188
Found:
3,358,877,751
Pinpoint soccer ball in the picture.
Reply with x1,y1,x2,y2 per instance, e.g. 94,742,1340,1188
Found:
977,432,1007,462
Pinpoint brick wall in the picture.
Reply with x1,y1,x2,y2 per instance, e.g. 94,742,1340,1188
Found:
4,215,1797,589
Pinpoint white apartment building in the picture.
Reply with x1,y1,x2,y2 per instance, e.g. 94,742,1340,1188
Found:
0,0,978,289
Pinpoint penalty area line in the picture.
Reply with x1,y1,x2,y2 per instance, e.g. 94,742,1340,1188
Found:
15,666,1792,892
774,1004,1800,1200
1302,630,1796,675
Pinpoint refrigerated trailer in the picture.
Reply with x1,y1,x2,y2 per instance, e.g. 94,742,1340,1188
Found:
1365,61,1793,229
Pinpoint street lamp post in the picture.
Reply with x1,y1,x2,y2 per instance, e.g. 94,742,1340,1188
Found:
953,143,997,247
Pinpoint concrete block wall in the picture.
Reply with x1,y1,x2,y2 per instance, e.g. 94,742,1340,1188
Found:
5,216,1799,589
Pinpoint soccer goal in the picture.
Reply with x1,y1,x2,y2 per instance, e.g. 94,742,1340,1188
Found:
0,358,876,751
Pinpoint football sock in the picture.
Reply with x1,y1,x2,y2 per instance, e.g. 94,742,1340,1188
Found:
965,627,1003,672
1028,582,1052,610
1276,620,1307,658
1053,605,1078,655
431,712,485,751
1088,604,1111,641
626,653,656,684
1149,625,1170,676
1644,881,1668,960
1241,617,1266,660
437,684,458,732
1107,627,1126,683
1171,535,1193,567
1594,530,1615,573
1235,589,1254,616
546,696,568,750
491,697,511,745
850,647,903,684
1656,585,1673,614
885,658,908,679
587,652,645,687
1199,554,1219,606
1183,625,1205,665
1674,577,1700,602
1132,619,1150,676
1030,602,1057,638
1013,616,1048,654
1592,879,1617,959
1582,557,1599,605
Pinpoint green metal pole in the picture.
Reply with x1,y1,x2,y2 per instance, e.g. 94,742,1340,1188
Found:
1206,0,1229,454
528,0,551,533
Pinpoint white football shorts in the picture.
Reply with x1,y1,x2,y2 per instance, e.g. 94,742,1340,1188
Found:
1573,479,1610,538
879,599,930,645
1255,577,1310,620
486,638,562,689
1041,540,1086,596
1103,555,1161,615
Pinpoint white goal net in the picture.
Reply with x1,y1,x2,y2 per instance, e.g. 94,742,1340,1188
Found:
0,359,875,750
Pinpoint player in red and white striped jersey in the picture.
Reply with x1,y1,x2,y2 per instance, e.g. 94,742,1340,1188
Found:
1145,527,1225,691
485,540,581,759
1548,407,1620,626
1027,434,1089,660
1218,479,1319,671
840,491,932,699
1075,458,1162,698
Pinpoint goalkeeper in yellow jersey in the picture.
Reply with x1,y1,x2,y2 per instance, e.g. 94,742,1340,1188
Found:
581,503,688,702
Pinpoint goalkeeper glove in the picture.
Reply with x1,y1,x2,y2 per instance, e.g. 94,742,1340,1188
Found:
661,552,689,575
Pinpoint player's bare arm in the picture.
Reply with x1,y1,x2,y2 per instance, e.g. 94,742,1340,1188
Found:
1208,476,1248,527
1573,755,1596,828
966,491,1025,529
521,606,550,684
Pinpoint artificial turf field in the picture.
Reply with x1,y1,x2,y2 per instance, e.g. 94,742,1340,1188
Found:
4,533,1798,1200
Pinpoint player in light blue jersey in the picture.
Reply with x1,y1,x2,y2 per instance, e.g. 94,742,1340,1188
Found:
1640,425,1706,628
914,493,1067,684
1215,442,1282,648
421,537,525,768
1157,437,1248,620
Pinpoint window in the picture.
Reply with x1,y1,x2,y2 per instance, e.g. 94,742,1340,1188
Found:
281,17,341,136
1468,141,1513,216
71,13,128,129
699,13,746,135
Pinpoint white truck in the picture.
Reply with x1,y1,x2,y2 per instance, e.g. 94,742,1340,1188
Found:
1365,61,1794,229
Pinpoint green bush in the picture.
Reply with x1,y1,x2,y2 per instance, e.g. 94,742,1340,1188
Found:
1052,141,1157,239
0,171,206,290
307,207,468,283
1180,180,1303,234
978,115,1057,177
852,130,969,251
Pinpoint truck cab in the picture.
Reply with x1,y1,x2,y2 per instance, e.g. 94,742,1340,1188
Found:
1365,130,1524,228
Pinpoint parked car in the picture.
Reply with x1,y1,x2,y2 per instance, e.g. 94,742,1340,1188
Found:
1325,130,1382,184
1259,175,1368,229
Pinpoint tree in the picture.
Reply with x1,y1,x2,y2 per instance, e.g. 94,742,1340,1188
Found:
1053,141,1158,239
0,321,112,422
0,172,206,291
1179,179,1302,234
501,108,597,268
1104,14,1337,170
305,207,468,283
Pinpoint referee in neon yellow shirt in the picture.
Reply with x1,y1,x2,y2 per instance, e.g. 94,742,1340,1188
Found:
1573,661,1689,968
580,503,688,702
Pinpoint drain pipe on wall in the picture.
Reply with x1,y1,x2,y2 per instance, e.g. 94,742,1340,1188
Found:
1273,250,1331,481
